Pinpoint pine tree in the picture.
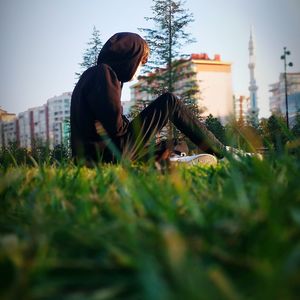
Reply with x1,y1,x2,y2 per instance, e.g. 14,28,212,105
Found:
291,110,300,138
205,114,226,144
266,114,290,152
134,0,201,139
75,26,103,80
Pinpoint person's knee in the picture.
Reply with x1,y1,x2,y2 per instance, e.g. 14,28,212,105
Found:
163,92,177,99
162,92,179,107
154,92,179,111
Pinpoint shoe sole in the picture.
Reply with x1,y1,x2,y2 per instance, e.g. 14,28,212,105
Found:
189,154,218,166
170,154,218,166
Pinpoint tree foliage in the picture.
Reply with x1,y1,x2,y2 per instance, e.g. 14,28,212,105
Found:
291,111,300,138
205,114,226,144
140,0,195,74
75,26,103,80
265,114,290,152
133,0,201,139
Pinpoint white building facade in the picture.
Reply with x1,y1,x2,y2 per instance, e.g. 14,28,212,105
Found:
0,92,72,149
193,55,233,123
31,105,48,145
0,108,18,147
269,73,300,126
0,119,18,147
18,110,32,148
47,92,71,148
130,53,234,124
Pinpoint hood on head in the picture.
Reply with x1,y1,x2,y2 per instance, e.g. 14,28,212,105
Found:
97,32,145,82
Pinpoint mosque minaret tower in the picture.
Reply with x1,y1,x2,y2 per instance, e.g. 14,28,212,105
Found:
248,27,259,125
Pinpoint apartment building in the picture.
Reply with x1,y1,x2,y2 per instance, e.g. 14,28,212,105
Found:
47,92,71,147
130,53,234,123
0,108,18,147
269,73,300,126
0,92,72,149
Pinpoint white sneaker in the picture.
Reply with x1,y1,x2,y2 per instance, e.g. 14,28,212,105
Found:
169,153,218,166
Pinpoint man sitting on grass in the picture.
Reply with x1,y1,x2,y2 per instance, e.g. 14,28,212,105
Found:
71,32,230,165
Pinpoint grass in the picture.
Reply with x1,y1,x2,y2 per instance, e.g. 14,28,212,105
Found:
0,154,300,300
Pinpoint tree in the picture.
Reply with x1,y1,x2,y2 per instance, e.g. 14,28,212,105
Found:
0,142,29,168
137,0,201,139
140,0,194,82
30,137,51,165
291,111,300,138
75,26,103,80
205,114,226,144
51,144,70,164
289,111,300,157
266,114,290,153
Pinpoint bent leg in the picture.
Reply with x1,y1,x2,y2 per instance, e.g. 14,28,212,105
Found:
121,92,225,160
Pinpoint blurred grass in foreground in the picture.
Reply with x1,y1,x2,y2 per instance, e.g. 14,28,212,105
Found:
0,154,300,300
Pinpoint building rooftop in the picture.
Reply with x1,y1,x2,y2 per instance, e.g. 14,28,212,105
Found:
190,53,231,66
130,53,231,88
0,107,16,121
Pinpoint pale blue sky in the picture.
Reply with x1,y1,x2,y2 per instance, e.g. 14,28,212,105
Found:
0,0,299,118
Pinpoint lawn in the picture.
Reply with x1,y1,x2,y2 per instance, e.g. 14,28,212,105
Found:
0,155,300,300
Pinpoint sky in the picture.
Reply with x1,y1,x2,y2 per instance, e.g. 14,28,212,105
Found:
0,0,300,118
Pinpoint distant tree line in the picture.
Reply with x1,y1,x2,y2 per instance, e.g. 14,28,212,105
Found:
1,112,300,167
205,112,300,156
0,141,70,168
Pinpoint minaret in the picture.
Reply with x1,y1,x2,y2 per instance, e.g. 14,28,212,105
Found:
248,27,259,126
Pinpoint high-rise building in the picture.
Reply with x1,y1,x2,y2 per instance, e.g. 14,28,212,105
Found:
269,72,300,126
1,119,19,147
0,108,16,122
248,27,259,125
130,53,234,123
0,92,72,149
47,92,71,148
18,105,48,148
31,105,48,144
18,110,32,148
0,108,18,147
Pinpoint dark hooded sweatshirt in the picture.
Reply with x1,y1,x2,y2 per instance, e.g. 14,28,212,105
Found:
70,32,145,162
